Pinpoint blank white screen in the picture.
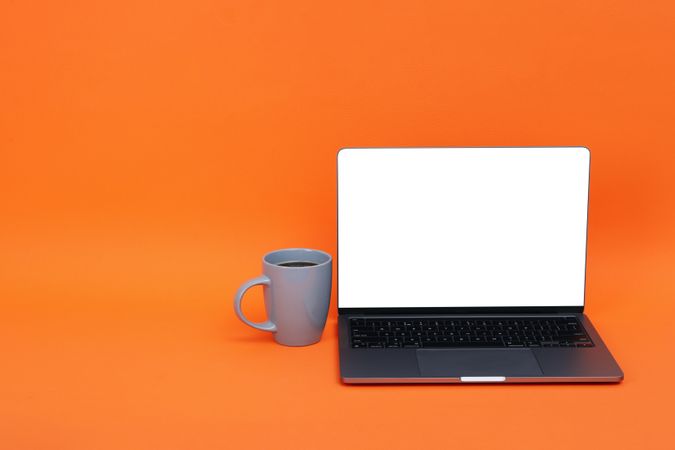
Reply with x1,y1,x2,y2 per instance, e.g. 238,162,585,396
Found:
337,147,590,308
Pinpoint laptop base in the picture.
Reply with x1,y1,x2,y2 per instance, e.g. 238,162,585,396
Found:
339,314,623,384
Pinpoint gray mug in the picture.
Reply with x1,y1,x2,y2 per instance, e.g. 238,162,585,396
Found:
234,248,332,346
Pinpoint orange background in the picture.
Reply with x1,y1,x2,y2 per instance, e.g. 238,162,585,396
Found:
1,0,674,449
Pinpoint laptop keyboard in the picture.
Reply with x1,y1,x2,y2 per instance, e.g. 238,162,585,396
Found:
349,317,594,349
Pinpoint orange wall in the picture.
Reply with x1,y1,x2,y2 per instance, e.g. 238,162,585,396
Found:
1,1,674,449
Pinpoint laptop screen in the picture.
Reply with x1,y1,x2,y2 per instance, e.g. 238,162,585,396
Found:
337,147,590,309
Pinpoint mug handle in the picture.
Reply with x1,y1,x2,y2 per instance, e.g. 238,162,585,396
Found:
233,275,277,332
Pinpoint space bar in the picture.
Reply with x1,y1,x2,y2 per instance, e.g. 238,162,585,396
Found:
422,342,505,348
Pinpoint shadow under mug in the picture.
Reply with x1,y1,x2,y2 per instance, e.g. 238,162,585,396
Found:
233,248,332,346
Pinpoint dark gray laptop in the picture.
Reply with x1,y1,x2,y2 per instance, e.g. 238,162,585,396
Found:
337,147,623,383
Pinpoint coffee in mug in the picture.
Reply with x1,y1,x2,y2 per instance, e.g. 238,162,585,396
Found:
276,261,318,267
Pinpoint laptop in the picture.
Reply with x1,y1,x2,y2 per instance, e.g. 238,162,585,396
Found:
337,147,623,383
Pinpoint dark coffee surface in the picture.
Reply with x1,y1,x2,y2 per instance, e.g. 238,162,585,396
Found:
277,261,318,267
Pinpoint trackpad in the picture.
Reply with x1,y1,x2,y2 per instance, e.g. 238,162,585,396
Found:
417,349,543,377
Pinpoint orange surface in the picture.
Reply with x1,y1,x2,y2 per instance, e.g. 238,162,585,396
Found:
1,0,674,449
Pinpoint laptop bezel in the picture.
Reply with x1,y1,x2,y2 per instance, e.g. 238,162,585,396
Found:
336,146,590,316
